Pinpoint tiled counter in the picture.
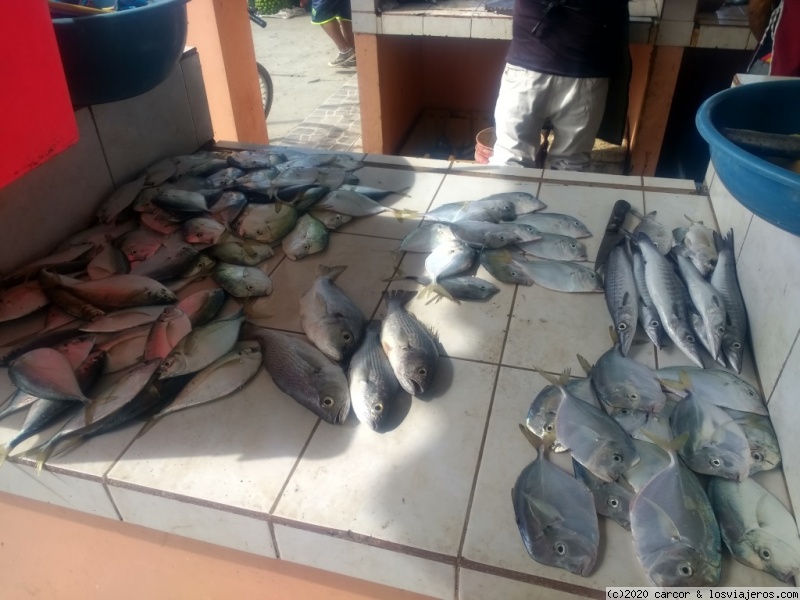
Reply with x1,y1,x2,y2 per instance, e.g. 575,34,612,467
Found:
0,156,794,599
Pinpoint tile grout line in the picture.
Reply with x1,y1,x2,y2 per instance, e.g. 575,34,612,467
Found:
268,418,322,516
455,283,519,560
268,521,282,560
767,328,800,405
103,483,124,522
88,105,119,189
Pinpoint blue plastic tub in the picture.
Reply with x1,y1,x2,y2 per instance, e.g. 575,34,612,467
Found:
696,79,800,237
53,0,189,106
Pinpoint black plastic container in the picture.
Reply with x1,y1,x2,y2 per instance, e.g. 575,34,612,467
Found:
52,0,189,106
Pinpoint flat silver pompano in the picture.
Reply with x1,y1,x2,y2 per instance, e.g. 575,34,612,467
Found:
129,242,199,281
212,264,273,298
265,165,319,190
525,373,600,449
631,245,663,348
182,217,227,245
348,321,399,431
87,243,130,280
589,346,665,413
670,393,751,481
117,227,168,262
630,209,673,254
227,150,285,170
520,259,602,293
419,238,476,302
513,427,600,576
449,221,541,249
722,408,781,475
572,458,635,530
233,203,298,243
299,265,364,362
339,184,409,200
205,167,244,189
158,315,244,379
403,275,499,302
177,288,226,326
607,407,650,436
97,175,146,224
54,272,177,308
153,189,209,213
516,213,592,238
315,189,415,219
423,193,541,223
9,348,91,403
250,326,350,424
144,306,192,360
79,305,165,333
156,346,263,418
637,234,703,367
630,435,721,587
483,191,546,216
673,215,718,276
515,233,587,262
381,290,438,396
51,334,96,370
282,214,328,261
707,477,800,583
234,168,278,193
96,324,150,374
308,208,353,230
604,243,638,355
0,282,49,324
399,223,457,253
143,157,178,186
545,370,639,482
623,439,670,493
314,166,347,189
479,248,535,286
655,367,766,415
206,239,274,266
208,190,247,226
710,230,748,373
675,254,726,361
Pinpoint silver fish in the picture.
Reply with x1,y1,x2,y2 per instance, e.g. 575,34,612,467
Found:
4,243,95,283
299,265,364,362
670,394,751,481
674,216,718,276
637,234,703,367
144,306,192,360
515,233,587,262
0,282,50,324
315,166,347,189
206,239,274,267
59,220,137,250
235,169,278,194
708,477,800,583
630,435,721,587
572,459,634,530
182,217,227,245
722,408,781,474
212,264,273,298
0,397,79,466
520,260,602,293
590,346,665,413
144,157,178,186
154,189,209,213
177,288,226,326
250,326,350,424
604,243,638,355
227,150,285,170
87,244,130,280
403,275,499,302
78,305,166,333
479,248,535,286
339,184,408,200
423,195,523,223
399,223,458,253
130,243,199,281
158,315,244,379
381,290,438,396
512,429,600,576
308,208,353,230
655,367,766,415
233,203,298,243
710,230,748,373
482,191,546,216
676,255,726,361
349,321,400,431
8,348,91,403
57,273,177,308
315,189,414,219
97,324,150,374
623,439,671,493
449,221,540,249
631,245,662,348
156,346,263,418
208,190,247,226
526,375,601,452
516,213,592,238
282,214,328,261
205,167,244,189
631,209,674,255
118,227,168,262
419,239,477,302
97,176,146,223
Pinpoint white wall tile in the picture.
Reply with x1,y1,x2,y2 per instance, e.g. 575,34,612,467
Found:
423,15,472,37
695,25,751,50
352,10,378,34
180,52,214,147
708,171,753,258
471,15,512,40
351,0,377,12
381,14,425,36
656,20,695,47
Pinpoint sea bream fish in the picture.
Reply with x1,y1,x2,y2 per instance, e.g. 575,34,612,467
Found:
512,426,600,576
348,321,400,431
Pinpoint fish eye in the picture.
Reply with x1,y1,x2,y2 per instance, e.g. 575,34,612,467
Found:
716,326,725,334
617,323,627,331
752,451,763,462
620,408,630,415
373,403,384,414
629,393,638,400
510,270,517,276
256,229,263,235
342,332,352,342
608,497,620,509
760,548,772,560
650,320,659,327
710,458,722,467
678,563,693,577
747,389,755,397
418,367,427,376
612,453,623,463
570,243,576,248
545,424,554,432
733,342,742,349
322,396,335,407
710,258,718,266
303,244,310,250
246,284,255,291
498,235,506,242
686,335,695,343
554,542,566,555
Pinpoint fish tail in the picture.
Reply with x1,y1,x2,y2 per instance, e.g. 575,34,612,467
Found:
418,283,457,304
725,228,735,251
712,230,725,252
316,264,347,280
384,289,417,308
391,209,419,222
643,430,689,455
576,354,593,376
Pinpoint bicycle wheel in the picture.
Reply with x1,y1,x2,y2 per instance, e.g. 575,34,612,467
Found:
257,62,273,119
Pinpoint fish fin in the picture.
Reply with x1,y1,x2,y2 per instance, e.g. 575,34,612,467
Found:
713,230,725,252
531,365,570,387
0,441,11,469
384,289,417,308
390,208,419,222
417,283,456,304
576,354,593,376
641,430,688,454
518,423,543,451
683,214,698,225
726,228,735,251
367,320,382,334
621,291,630,307
391,186,412,198
316,264,347,280
381,266,411,283
608,325,619,345
656,377,690,398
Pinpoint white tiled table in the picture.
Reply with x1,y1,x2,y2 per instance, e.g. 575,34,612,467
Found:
0,157,793,599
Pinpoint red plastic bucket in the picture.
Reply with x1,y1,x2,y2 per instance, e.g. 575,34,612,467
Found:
475,127,496,164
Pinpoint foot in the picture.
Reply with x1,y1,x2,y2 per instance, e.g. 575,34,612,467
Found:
328,48,355,67
340,55,356,68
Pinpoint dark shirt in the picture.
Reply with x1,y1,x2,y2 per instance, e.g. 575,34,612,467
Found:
506,0,629,78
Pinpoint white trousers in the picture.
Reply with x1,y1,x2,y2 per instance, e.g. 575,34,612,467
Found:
490,64,609,171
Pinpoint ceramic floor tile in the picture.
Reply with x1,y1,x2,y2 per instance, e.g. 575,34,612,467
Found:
0,461,118,519
423,15,472,37
274,358,497,556
380,14,425,36
246,234,401,332
541,170,642,187
380,252,515,363
642,176,696,190
0,108,113,275
470,15,513,40
274,524,456,599
642,190,715,233
106,368,318,514
695,25,751,50
708,173,753,259
364,154,451,170
458,569,590,600
180,52,214,147
336,166,446,239
736,216,800,399
449,162,543,179
109,485,276,557
92,64,198,187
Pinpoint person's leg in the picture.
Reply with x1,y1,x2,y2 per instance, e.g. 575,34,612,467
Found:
490,65,550,168
545,76,609,171
311,0,355,65
340,18,354,49
321,20,350,52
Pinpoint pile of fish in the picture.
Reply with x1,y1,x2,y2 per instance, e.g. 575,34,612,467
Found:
0,149,446,471
603,210,747,372
514,336,798,586
396,193,601,302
